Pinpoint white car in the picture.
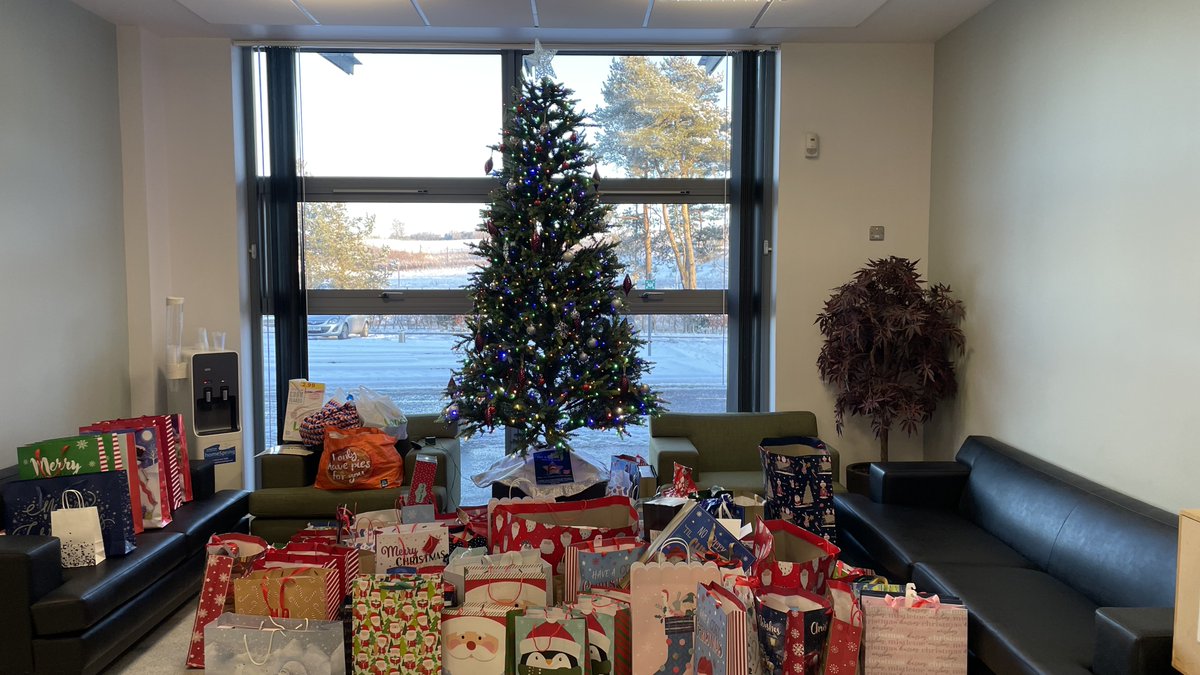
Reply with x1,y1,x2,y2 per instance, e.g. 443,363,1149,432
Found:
307,315,370,339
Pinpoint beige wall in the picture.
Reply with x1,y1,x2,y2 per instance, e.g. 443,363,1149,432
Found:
926,0,1200,511
0,0,130,465
773,44,935,474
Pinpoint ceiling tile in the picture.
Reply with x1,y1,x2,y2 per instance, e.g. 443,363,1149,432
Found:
537,0,650,29
648,0,769,30
756,0,889,28
417,0,534,28
175,0,315,25
299,0,425,26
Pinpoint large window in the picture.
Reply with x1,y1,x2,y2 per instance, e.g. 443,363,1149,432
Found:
251,48,775,506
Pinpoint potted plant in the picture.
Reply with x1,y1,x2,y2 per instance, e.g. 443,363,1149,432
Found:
816,256,966,494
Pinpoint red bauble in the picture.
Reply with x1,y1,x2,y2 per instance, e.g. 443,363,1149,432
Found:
484,156,493,174
622,274,633,296
474,333,484,351
620,375,630,393
485,405,496,425
531,231,541,251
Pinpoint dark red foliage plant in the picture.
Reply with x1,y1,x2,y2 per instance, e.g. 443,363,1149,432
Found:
815,257,966,462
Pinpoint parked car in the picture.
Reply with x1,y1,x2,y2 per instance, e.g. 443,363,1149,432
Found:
307,315,370,339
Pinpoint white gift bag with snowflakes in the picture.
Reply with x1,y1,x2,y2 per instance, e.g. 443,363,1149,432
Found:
51,489,105,568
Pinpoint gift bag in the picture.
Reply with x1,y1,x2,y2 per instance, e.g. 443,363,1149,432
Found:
281,540,359,597
17,434,124,479
693,582,749,675
166,413,194,502
81,421,172,528
463,562,550,609
3,470,136,556
300,399,360,447
350,573,444,675
442,603,510,675
233,567,337,621
91,416,185,513
314,426,402,490
607,454,653,500
726,574,765,675
405,454,437,506
445,548,550,606
564,536,647,603
751,517,841,596
373,522,449,572
571,594,633,675
508,607,589,675
51,489,106,568
490,495,640,573
203,612,345,674
629,561,724,675
823,581,864,675
860,584,967,675
642,495,689,541
759,437,836,542
757,586,833,675
185,533,271,668
642,502,756,572
256,551,342,620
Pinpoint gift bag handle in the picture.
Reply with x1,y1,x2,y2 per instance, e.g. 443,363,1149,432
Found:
60,489,86,510
244,632,276,666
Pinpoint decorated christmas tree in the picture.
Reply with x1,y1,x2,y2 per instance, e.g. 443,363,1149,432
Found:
444,75,662,455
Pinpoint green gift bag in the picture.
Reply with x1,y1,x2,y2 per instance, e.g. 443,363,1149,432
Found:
17,435,123,480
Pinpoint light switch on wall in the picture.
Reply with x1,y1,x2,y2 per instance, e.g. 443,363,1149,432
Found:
869,226,885,241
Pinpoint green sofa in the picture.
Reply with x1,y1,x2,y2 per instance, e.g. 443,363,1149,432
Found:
249,415,461,544
647,411,841,495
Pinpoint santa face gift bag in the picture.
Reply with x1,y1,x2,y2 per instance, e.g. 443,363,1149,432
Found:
442,603,510,675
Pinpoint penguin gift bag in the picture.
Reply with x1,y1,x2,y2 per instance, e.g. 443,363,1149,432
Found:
507,607,590,675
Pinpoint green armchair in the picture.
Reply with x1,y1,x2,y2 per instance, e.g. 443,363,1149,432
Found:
248,414,461,544
647,411,841,495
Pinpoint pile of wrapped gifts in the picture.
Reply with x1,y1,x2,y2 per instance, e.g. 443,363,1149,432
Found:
2,414,195,566
185,441,968,675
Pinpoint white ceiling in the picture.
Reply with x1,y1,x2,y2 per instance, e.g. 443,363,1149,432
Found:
69,0,995,45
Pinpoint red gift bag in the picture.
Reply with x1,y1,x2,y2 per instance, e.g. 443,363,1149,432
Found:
280,540,359,597
751,517,841,596
255,550,341,620
184,533,268,669
82,420,174,528
490,496,640,573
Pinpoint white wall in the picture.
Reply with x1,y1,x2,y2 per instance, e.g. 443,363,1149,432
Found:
0,0,130,466
926,0,1200,511
773,44,935,473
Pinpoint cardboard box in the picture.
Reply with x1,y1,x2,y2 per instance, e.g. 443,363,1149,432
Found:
1173,509,1200,673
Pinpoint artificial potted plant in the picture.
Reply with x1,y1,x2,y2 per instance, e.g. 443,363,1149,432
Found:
816,256,966,495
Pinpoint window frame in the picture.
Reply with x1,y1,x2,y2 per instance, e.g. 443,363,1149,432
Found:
250,46,776,448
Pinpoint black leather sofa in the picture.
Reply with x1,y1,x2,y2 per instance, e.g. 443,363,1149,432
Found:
834,436,1178,675
0,460,250,674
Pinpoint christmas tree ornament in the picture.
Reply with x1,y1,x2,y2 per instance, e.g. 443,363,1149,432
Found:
587,337,598,348
484,155,494,174
622,274,634,296
593,166,601,182
475,332,484,351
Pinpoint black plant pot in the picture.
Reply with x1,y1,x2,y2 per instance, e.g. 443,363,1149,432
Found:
845,462,872,496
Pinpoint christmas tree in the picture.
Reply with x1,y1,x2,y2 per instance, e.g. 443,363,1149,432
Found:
444,76,662,455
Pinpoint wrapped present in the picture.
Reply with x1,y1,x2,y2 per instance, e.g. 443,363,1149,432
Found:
693,582,749,675
629,561,723,674
350,573,444,674
203,612,345,674
570,594,633,675
759,437,836,543
3,470,136,556
234,567,337,621
642,501,756,572
490,495,640,573
564,536,646,603
606,454,655,501
373,522,450,572
756,586,833,675
442,603,510,675
81,421,172,528
507,607,589,675
751,517,841,596
860,584,967,675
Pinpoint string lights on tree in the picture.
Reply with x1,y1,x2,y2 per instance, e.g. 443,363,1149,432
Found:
443,75,663,455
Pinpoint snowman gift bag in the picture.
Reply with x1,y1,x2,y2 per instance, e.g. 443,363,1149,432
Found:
507,607,590,675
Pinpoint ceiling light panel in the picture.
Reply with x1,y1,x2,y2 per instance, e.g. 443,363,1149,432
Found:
756,0,888,28
298,0,425,25
537,0,651,29
417,0,535,28
648,0,769,30
175,0,315,25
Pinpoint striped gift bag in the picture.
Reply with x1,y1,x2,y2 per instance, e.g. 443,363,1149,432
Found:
693,582,749,675
462,562,550,609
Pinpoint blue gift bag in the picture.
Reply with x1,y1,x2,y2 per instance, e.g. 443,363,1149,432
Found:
759,436,837,544
4,471,137,556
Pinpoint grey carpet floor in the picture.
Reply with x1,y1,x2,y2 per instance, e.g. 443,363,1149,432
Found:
103,596,197,674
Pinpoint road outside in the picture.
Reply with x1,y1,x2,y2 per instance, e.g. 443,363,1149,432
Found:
264,327,727,505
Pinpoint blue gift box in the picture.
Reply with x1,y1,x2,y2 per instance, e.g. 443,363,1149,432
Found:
3,471,137,556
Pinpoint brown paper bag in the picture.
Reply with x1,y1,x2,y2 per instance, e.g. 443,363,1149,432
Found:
232,567,332,620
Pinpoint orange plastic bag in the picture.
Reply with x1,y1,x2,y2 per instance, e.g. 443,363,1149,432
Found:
314,427,402,490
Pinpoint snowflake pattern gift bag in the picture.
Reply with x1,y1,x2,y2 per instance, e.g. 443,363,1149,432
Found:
756,586,832,675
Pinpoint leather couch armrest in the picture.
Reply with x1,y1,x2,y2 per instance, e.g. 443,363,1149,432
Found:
649,436,701,485
1093,607,1177,675
868,462,968,507
0,535,62,673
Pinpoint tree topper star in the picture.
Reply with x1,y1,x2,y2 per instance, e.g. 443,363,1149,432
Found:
523,39,557,79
